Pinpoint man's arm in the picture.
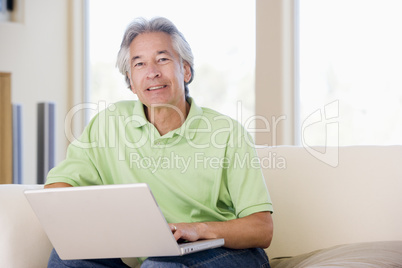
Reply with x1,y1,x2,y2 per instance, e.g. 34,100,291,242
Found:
44,182,73,188
170,211,273,249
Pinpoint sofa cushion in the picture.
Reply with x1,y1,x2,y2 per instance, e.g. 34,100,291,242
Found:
270,241,402,268
0,184,53,268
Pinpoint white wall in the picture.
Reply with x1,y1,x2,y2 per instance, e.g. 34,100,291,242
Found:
0,0,84,184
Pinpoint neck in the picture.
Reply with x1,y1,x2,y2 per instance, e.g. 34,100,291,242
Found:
145,100,190,136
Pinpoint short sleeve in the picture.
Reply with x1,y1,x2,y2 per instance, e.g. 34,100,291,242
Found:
45,118,103,186
225,130,273,218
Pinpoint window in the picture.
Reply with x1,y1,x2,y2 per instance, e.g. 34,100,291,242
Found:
298,0,402,146
87,0,256,129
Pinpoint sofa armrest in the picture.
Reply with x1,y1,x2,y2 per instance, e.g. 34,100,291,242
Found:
0,184,53,268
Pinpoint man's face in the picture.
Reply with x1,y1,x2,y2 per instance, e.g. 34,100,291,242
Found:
128,32,192,109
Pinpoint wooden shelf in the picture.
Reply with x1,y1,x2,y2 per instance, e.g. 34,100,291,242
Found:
0,72,12,184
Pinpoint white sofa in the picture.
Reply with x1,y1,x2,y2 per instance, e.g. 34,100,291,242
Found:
1,146,402,267
257,146,402,267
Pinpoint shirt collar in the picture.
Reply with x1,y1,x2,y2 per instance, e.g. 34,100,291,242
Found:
171,97,203,140
131,98,204,140
131,100,148,128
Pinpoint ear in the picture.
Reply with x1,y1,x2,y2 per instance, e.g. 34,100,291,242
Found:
183,62,192,83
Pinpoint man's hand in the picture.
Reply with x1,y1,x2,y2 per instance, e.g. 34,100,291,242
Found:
169,222,204,242
168,211,273,249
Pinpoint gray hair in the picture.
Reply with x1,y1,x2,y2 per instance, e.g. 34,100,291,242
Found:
116,17,194,99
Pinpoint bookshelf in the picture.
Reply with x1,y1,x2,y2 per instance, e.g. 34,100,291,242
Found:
0,72,12,184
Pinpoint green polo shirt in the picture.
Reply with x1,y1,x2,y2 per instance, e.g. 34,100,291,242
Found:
46,98,273,223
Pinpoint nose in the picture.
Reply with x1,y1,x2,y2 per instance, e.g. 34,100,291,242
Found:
146,63,161,79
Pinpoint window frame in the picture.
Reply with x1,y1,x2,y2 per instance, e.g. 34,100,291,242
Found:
255,0,298,146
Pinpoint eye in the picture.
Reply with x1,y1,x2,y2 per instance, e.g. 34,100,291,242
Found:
134,62,144,67
158,58,170,63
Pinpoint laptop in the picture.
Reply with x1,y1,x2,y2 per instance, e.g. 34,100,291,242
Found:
24,183,224,260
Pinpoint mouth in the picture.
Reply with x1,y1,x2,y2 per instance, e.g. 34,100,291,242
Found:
147,85,167,91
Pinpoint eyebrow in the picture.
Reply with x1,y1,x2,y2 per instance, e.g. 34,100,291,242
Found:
131,55,141,64
157,50,170,56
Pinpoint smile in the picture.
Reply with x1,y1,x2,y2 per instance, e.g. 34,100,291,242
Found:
147,85,167,91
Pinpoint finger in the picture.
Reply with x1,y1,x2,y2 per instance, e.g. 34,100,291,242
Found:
173,229,182,241
169,224,177,233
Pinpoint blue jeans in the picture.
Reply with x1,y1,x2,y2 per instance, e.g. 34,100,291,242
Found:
141,247,270,268
48,247,270,267
48,249,130,267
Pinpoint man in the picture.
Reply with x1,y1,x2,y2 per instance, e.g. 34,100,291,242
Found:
46,17,273,267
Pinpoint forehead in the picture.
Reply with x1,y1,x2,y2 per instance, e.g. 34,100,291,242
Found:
129,32,176,57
